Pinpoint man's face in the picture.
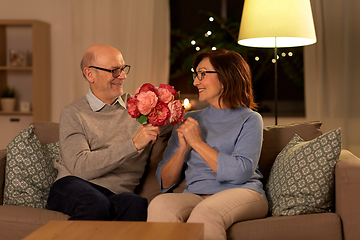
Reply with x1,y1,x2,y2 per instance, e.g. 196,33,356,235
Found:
90,49,127,104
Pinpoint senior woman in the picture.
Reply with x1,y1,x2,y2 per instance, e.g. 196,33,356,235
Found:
147,49,268,240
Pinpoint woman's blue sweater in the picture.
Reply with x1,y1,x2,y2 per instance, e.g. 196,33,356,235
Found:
156,106,266,196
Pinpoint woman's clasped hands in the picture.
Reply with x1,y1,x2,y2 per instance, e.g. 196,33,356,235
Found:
176,117,202,152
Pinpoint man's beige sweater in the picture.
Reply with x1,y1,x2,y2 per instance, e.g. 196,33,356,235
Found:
54,94,152,194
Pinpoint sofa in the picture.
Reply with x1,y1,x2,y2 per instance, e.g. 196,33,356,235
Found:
0,121,359,240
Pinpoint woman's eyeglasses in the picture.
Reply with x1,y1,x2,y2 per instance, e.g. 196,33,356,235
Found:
192,70,217,81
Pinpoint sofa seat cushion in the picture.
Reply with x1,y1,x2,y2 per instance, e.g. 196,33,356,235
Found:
227,213,342,240
0,205,69,240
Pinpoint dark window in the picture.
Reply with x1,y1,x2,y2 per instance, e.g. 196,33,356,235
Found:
169,0,305,116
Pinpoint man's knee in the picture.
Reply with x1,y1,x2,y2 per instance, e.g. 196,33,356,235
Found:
47,177,113,220
83,194,112,220
68,190,112,220
110,192,148,221
119,192,148,209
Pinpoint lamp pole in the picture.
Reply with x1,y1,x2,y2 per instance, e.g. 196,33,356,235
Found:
274,38,278,125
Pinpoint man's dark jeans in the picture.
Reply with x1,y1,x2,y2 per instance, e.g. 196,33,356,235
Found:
46,176,148,221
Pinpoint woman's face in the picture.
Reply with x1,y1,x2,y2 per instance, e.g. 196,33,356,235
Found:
193,57,223,109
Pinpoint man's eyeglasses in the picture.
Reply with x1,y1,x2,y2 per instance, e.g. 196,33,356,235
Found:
192,70,217,81
89,65,131,78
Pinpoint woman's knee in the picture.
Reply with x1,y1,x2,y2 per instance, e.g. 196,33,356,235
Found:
189,200,220,223
148,193,201,222
189,189,268,225
148,194,176,221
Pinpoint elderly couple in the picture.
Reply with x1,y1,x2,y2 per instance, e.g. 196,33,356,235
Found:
46,44,267,240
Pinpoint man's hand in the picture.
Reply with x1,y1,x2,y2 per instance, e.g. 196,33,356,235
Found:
132,124,160,150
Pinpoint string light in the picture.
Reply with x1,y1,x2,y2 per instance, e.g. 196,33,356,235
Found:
209,17,214,22
196,46,201,51
205,30,212,37
191,40,196,45
288,52,293,57
272,55,280,63
212,47,217,50
255,56,260,61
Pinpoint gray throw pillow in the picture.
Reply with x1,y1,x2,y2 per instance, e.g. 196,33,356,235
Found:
3,125,59,208
266,128,341,216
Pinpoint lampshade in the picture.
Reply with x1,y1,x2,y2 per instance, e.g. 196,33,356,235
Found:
238,0,317,48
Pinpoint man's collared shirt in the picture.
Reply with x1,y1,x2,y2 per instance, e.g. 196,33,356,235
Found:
86,88,126,112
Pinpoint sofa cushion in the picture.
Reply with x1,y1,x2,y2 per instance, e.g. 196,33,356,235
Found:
3,125,59,208
259,121,322,185
266,128,341,216
0,205,69,240
227,213,342,240
31,122,59,145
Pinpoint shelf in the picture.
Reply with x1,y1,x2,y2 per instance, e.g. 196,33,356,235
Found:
0,111,32,116
0,19,50,122
0,66,32,71
0,19,50,149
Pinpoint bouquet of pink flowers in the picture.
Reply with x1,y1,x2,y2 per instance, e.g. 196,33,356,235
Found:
127,83,185,126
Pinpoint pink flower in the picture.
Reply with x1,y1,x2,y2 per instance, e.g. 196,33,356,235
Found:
128,83,182,126
148,101,171,126
136,83,158,96
158,88,174,103
126,97,140,118
136,91,158,115
168,100,185,126
159,84,178,100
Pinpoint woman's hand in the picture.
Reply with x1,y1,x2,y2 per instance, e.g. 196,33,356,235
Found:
177,117,219,174
176,117,202,148
160,120,195,189
177,131,191,153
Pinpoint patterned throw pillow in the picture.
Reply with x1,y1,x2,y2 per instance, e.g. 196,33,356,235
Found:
266,128,341,216
3,125,59,208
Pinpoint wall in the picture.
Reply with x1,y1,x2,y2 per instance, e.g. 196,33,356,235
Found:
0,0,74,122
0,0,170,125
305,0,360,156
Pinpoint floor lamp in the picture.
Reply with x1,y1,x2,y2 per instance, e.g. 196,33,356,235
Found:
238,0,317,125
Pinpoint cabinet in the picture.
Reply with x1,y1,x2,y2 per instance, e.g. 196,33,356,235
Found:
0,20,51,149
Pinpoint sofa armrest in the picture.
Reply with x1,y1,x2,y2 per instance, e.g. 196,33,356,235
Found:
0,149,6,205
335,149,360,240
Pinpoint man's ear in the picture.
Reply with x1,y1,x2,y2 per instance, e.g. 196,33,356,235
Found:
83,68,95,83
